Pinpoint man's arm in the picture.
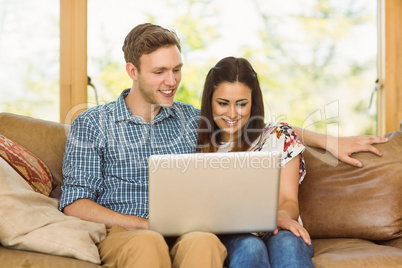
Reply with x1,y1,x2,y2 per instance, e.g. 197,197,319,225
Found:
60,112,148,231
63,199,148,230
292,126,389,167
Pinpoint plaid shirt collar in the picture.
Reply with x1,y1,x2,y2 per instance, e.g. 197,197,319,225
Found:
113,88,176,124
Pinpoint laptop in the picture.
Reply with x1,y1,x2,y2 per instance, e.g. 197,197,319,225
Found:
148,151,281,236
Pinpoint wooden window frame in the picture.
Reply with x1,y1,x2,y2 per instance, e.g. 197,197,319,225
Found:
378,0,402,134
59,0,87,124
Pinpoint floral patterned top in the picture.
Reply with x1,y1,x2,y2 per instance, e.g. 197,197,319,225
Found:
217,122,306,183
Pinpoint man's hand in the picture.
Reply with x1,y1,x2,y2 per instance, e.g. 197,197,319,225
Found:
327,135,389,167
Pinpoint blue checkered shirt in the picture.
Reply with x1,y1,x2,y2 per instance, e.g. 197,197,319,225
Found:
59,89,200,218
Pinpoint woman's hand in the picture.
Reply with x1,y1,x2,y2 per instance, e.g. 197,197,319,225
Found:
274,211,311,246
327,135,389,167
292,126,389,167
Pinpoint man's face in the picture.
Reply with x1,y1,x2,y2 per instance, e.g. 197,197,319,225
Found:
136,45,183,109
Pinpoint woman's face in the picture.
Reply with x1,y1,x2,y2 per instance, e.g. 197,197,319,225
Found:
212,82,252,142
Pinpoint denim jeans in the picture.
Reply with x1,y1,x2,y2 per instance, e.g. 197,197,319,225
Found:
218,230,314,268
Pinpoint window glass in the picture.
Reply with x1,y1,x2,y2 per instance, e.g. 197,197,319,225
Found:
0,0,59,122
88,0,377,135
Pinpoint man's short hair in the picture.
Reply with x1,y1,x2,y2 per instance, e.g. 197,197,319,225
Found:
122,23,181,72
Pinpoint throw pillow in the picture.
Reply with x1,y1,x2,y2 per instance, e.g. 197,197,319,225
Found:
0,157,106,264
0,134,56,196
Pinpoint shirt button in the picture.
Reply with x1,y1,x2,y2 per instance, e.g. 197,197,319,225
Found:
156,147,159,151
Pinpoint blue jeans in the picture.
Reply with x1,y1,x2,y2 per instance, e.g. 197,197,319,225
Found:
218,230,314,268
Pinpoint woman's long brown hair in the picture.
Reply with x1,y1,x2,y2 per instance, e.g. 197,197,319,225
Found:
196,57,265,153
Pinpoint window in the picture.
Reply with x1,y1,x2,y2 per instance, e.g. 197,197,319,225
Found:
0,0,59,122
87,0,378,136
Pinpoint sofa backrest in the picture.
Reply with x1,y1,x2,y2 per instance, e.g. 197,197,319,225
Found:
299,131,402,241
0,113,70,198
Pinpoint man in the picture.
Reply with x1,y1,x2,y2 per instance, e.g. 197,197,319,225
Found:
60,23,226,267
60,23,388,267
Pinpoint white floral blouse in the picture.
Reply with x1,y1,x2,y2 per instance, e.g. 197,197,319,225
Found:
217,122,306,183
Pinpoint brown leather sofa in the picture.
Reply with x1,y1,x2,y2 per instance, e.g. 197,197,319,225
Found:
0,112,401,267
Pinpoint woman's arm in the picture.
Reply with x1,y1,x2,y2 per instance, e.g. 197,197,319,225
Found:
292,126,388,167
275,155,311,245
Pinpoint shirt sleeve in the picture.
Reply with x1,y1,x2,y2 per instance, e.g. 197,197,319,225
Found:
59,113,105,211
258,122,306,183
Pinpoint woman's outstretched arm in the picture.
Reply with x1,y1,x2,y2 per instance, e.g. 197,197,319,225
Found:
292,126,388,167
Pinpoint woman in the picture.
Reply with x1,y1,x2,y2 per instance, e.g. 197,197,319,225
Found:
197,56,314,267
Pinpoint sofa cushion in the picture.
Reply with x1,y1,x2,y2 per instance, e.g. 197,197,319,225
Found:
312,238,402,267
0,246,103,268
0,157,106,264
380,237,402,250
299,131,402,241
0,134,56,196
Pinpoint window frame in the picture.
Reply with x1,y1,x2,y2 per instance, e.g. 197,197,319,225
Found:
378,0,402,134
59,0,87,124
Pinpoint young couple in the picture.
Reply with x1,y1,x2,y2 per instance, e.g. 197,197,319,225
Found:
60,23,388,268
